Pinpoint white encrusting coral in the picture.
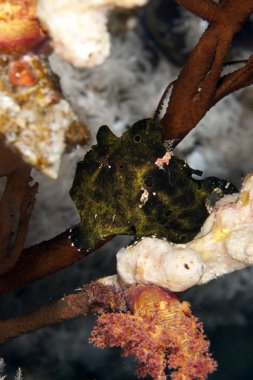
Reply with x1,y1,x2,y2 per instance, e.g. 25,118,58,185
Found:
116,239,204,291
36,0,147,68
101,174,253,292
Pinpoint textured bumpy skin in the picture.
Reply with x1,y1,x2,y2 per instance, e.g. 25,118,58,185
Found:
70,119,236,249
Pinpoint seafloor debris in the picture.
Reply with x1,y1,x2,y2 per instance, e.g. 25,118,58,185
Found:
100,174,253,292
70,118,236,250
0,53,88,178
90,284,217,380
0,0,46,54
36,0,148,68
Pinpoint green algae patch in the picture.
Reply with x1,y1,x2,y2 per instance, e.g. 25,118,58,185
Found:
70,119,236,250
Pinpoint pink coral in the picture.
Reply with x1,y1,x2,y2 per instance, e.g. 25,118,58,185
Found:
90,285,217,380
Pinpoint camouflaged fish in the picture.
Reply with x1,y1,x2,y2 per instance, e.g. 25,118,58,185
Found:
70,119,236,250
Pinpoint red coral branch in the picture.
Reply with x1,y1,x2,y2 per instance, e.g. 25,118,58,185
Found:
175,0,219,21
0,141,26,176
0,291,90,343
0,231,113,295
161,0,253,144
0,282,127,344
213,55,253,104
0,168,38,275
0,142,38,275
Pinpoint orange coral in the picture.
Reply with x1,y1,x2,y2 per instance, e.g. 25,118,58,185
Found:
0,0,46,53
90,285,217,380
8,57,38,87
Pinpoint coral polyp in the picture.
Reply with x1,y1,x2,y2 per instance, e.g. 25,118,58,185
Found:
90,284,217,380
